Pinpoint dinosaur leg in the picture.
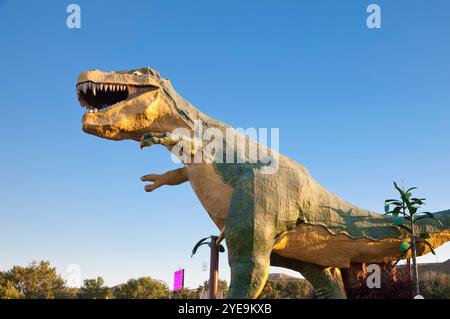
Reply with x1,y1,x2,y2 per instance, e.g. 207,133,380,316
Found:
270,253,347,299
296,262,347,299
224,179,275,299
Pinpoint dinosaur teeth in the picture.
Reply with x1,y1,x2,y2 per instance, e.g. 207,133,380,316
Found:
82,83,88,93
77,80,158,113
77,82,131,93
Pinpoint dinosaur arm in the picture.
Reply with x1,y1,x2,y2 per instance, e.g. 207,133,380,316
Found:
141,167,188,192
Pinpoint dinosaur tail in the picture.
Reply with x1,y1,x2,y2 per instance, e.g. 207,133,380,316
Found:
433,210,450,228
416,209,450,255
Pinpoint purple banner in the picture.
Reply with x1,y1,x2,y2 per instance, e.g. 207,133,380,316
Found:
173,269,184,291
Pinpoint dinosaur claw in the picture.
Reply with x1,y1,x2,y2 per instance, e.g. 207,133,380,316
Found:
140,133,154,149
139,132,173,149
140,140,153,150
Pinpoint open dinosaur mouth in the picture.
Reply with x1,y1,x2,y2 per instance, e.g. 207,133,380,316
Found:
76,81,158,113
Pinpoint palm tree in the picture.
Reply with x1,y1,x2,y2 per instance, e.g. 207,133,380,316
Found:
385,182,440,296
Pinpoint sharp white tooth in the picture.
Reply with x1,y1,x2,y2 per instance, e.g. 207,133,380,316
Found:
100,84,104,91
94,108,98,112
108,84,112,91
92,85,96,96
81,83,87,93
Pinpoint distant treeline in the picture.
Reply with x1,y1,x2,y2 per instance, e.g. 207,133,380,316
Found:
1,261,449,299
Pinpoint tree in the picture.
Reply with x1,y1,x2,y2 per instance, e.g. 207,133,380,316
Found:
284,280,312,298
420,272,450,299
195,280,228,298
56,287,79,299
258,281,282,299
77,277,112,299
113,277,169,299
171,288,197,299
385,182,440,296
0,272,23,299
258,279,312,299
1,261,66,299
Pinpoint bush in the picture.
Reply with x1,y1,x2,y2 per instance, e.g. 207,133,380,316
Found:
113,277,169,299
420,272,450,299
259,279,312,299
346,279,415,299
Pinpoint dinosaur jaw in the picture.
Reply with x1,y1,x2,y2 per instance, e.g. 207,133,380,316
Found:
76,69,167,141
76,80,159,114
76,68,192,142
81,90,168,141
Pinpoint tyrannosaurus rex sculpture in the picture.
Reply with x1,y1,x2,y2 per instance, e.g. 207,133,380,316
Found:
76,67,450,299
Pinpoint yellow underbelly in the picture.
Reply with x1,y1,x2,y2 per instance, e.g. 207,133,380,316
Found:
273,224,450,268
185,163,233,229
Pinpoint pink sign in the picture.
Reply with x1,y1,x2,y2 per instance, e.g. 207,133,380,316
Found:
173,269,184,291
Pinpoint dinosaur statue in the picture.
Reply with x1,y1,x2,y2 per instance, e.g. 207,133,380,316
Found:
76,67,450,299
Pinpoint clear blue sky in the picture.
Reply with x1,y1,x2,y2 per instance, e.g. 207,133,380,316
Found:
1,0,449,289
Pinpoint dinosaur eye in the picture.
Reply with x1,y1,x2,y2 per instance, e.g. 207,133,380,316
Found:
132,71,147,78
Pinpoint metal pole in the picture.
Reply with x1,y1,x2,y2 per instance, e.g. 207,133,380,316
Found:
209,235,219,299
409,216,420,296
406,258,411,281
